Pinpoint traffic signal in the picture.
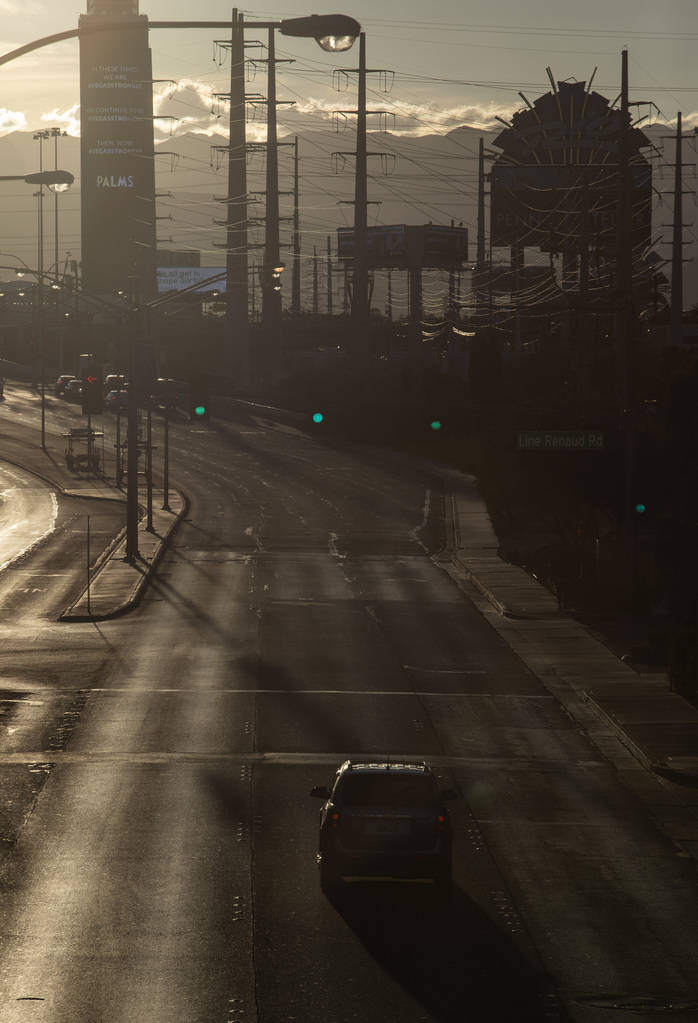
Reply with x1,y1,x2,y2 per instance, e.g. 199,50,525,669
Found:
190,400,210,422
261,262,285,293
81,362,103,414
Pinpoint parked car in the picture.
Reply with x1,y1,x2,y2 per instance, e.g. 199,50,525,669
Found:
103,373,127,395
55,373,78,397
104,388,129,412
63,379,83,403
310,760,456,893
149,377,189,406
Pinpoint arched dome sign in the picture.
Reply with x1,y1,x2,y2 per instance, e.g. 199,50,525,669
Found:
490,78,652,255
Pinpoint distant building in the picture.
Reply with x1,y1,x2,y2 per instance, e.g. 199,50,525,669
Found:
79,0,156,300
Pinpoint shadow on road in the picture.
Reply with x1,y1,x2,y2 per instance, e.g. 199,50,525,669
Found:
327,879,556,1022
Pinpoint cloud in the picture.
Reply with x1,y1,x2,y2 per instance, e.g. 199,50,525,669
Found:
0,107,27,136
669,111,698,130
153,75,519,143
41,104,80,136
153,79,220,138
0,0,42,13
364,98,517,135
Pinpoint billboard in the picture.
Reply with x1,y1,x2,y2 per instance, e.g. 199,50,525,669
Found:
157,250,201,268
157,267,226,294
79,0,156,298
337,224,468,269
490,164,652,252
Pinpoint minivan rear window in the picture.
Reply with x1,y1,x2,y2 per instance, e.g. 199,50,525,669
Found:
338,774,436,808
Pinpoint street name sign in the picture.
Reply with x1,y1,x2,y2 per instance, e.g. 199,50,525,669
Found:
517,430,605,451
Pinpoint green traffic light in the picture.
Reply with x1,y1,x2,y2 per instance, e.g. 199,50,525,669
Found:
194,405,207,417
430,420,442,431
312,412,324,424
635,502,646,514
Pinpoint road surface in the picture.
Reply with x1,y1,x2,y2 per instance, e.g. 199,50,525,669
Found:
0,387,696,1022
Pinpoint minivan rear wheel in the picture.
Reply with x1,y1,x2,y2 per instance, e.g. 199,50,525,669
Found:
433,861,452,893
319,855,343,895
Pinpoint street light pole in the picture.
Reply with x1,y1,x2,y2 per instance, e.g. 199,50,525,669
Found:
50,127,66,282
33,130,49,449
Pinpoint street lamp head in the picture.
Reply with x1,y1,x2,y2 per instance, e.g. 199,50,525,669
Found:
23,169,74,189
279,13,360,51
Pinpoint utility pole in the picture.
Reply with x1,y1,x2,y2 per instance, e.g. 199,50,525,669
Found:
613,49,640,612
386,271,393,322
475,136,487,326
292,135,301,314
511,243,523,354
448,218,456,319
671,112,684,348
332,34,391,361
312,246,319,313
407,266,422,362
352,32,369,358
213,10,250,386
327,235,333,314
250,262,257,320
260,27,291,380
615,49,633,421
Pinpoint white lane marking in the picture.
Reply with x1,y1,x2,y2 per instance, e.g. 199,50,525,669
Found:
383,577,427,583
403,665,487,674
0,751,604,766
328,530,345,559
410,486,430,551
74,688,551,698
0,699,45,705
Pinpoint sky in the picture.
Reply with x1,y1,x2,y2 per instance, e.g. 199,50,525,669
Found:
0,0,696,138
0,0,696,308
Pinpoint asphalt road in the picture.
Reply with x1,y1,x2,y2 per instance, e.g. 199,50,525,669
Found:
0,389,696,1022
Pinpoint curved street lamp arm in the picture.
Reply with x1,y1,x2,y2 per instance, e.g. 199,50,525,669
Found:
0,29,78,67
0,15,361,67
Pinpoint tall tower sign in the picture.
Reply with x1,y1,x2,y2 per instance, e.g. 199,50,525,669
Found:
79,0,156,298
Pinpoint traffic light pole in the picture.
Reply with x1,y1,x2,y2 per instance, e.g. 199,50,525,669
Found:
125,300,140,562
146,404,153,532
162,403,170,511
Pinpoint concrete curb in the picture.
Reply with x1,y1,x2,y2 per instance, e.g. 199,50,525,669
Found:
58,491,188,623
444,491,698,791
581,690,657,774
452,552,509,616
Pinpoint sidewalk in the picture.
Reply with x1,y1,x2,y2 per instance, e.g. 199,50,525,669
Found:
59,488,185,621
447,474,698,804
